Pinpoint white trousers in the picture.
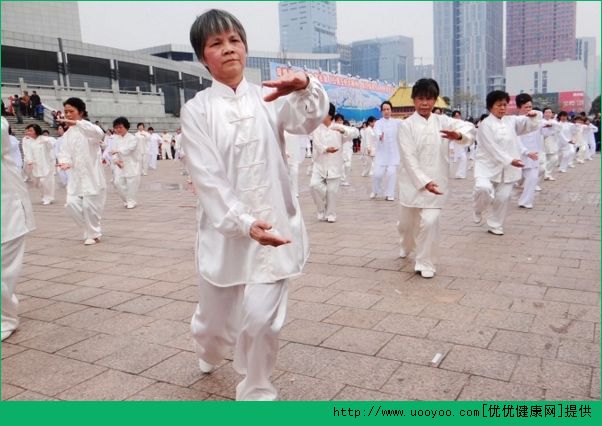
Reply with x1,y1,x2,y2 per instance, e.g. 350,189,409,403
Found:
454,150,468,179
114,174,141,205
141,153,150,175
310,172,340,220
1,236,25,340
588,138,596,158
518,167,539,207
361,155,374,177
65,190,106,240
57,169,69,187
148,153,158,170
473,177,514,232
288,162,300,198
559,146,575,172
372,165,397,198
341,155,352,183
190,277,288,401
161,144,173,160
35,173,55,203
576,144,588,163
397,207,441,273
544,153,559,178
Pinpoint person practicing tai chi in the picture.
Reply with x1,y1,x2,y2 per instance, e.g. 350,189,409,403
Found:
111,116,142,209
181,9,328,401
397,78,475,278
371,101,401,201
473,90,541,236
22,123,56,205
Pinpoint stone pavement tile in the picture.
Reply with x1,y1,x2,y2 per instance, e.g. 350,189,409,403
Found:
19,326,97,354
52,287,109,303
364,258,404,271
89,312,156,335
495,282,547,300
165,285,198,302
204,394,233,400
316,351,400,390
562,250,600,261
281,319,341,345
127,319,190,344
331,255,376,267
16,279,56,293
377,335,452,366
326,291,383,309
24,254,71,267
164,332,195,352
556,340,600,368
50,271,97,284
459,292,513,310
321,327,394,356
287,300,340,322
134,280,190,297
21,301,88,322
52,259,115,273
8,391,58,401
80,290,140,309
324,307,388,330
310,254,350,265
481,270,531,283
111,295,172,314
544,389,596,400
56,334,132,363
100,277,158,292
527,273,597,292
447,278,499,293
537,256,580,268
544,288,600,306
427,320,496,348
474,309,535,333
191,363,241,400
510,299,569,318
333,247,375,257
381,363,469,401
556,266,600,281
21,282,79,298
148,268,196,283
274,372,345,401
568,304,601,323
488,330,558,359
275,342,339,377
16,296,56,314
146,300,196,322
1,342,28,359
127,382,209,401
457,376,544,401
334,386,399,401
591,368,600,399
140,351,202,387
2,383,26,400
373,313,439,338
330,277,379,292
2,349,106,396
372,295,429,316
529,316,595,341
25,267,78,281
419,303,480,324
4,319,64,344
510,356,592,396
440,345,518,381
291,273,342,289
55,307,121,330
290,286,341,303
57,369,156,401
95,341,180,374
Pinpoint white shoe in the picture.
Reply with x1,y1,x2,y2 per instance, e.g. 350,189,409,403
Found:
369,192,377,199
544,176,556,181
473,212,482,224
1,329,14,341
326,216,336,223
386,196,395,201
41,200,52,205
340,181,351,187
569,164,576,168
420,270,435,279
518,204,533,209
84,238,97,245
535,185,542,191
399,249,408,259
317,213,325,221
198,358,215,374
488,228,504,236
126,202,137,209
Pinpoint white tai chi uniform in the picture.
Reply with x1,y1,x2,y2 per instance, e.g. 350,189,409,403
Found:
574,124,588,164
284,132,309,198
136,130,151,175
57,120,107,242
558,121,577,172
541,119,561,180
102,134,116,182
181,76,328,401
23,135,56,203
452,141,468,179
9,134,23,170
310,123,359,221
397,112,474,274
174,132,183,160
372,117,402,199
340,131,354,185
360,126,377,177
161,133,173,160
517,127,543,208
1,117,36,340
111,132,141,208
585,123,598,159
54,135,69,187
148,133,161,170
473,111,541,234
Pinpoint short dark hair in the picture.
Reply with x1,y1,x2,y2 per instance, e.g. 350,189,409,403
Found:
148,127,154,131
25,123,43,136
543,107,553,114
515,93,533,108
63,97,87,114
557,111,569,120
190,9,248,62
327,103,336,118
380,101,392,111
41,130,50,135
452,110,461,118
334,113,344,122
486,91,510,110
137,122,145,129
432,107,442,113
366,116,377,125
411,78,440,99
573,115,585,123
113,116,130,130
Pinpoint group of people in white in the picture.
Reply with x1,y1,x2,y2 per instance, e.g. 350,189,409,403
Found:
1,8,598,401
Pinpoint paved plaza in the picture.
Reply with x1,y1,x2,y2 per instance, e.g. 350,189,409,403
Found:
1,155,600,401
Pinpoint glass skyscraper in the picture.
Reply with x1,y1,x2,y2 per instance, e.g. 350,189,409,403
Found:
279,1,337,53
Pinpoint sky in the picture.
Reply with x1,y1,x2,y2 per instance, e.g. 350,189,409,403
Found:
79,1,602,62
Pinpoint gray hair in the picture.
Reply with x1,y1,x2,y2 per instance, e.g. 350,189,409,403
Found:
189,9,248,62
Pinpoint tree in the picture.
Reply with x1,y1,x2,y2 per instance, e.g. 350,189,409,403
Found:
589,95,600,115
